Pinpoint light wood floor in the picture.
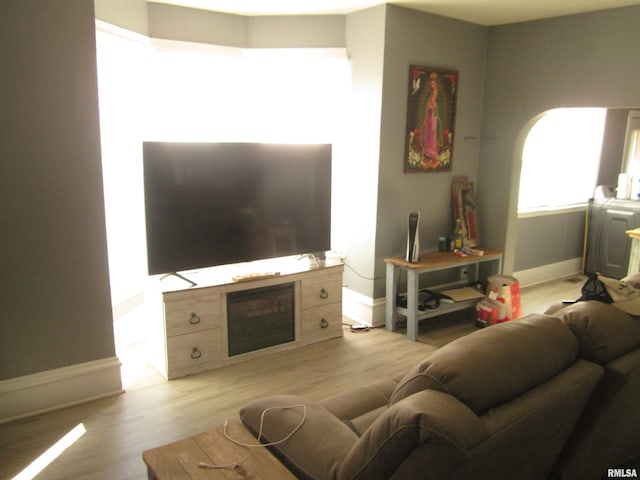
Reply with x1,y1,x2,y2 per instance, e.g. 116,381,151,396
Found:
0,276,584,480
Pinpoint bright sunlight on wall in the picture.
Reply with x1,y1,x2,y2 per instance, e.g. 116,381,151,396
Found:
518,108,606,214
96,22,350,316
144,43,350,143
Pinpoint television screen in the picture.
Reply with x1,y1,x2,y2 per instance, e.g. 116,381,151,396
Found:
142,142,332,275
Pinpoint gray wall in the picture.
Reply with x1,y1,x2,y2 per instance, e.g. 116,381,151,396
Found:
514,212,586,272
94,0,149,34
95,0,346,48
478,6,640,275
374,7,488,298
599,109,629,187
339,6,489,299
0,0,115,380
336,7,386,297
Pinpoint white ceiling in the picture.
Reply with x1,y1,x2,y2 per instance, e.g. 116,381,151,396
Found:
150,0,640,25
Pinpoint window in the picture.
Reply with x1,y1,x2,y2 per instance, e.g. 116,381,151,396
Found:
95,20,350,336
627,128,640,168
143,41,350,143
621,110,640,175
518,108,606,214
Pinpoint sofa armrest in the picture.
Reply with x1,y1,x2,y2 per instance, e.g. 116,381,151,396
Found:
552,350,640,478
337,389,487,480
240,394,358,480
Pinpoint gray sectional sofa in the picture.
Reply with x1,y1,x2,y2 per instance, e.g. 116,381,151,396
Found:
239,300,640,480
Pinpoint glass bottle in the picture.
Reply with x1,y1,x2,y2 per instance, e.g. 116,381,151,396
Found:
453,219,464,249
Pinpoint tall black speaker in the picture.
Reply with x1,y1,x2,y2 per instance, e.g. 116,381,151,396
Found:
405,211,420,263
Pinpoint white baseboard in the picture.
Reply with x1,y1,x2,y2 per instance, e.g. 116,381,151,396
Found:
342,287,386,327
0,357,123,424
513,257,583,288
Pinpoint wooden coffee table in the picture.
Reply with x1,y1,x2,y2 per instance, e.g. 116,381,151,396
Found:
143,419,296,479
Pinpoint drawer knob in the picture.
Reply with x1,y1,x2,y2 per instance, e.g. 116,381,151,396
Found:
319,288,329,299
191,347,202,359
320,318,329,329
189,312,201,325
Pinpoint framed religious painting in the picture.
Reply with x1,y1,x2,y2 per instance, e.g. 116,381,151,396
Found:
404,65,458,173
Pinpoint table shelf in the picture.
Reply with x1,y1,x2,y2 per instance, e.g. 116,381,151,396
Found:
385,249,503,341
395,297,481,322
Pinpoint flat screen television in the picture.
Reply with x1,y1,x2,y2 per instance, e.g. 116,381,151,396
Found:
142,142,332,275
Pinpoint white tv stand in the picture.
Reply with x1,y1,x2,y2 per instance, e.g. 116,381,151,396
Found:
146,257,344,379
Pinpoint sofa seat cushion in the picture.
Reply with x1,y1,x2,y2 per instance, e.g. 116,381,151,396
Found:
319,379,399,435
549,300,640,363
320,379,398,421
389,314,579,414
240,394,358,480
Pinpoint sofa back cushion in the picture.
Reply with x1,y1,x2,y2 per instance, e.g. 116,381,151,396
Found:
389,314,579,414
549,300,640,363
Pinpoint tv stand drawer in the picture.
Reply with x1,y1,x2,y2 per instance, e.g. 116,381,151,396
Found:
164,295,222,336
301,272,343,309
302,303,343,343
165,329,222,377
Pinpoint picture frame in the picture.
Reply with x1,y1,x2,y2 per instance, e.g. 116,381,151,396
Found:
452,180,478,247
404,65,458,173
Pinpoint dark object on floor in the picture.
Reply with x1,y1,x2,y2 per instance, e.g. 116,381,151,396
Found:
578,273,613,304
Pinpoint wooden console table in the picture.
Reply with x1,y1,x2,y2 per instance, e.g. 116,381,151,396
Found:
385,249,503,341
143,419,296,479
